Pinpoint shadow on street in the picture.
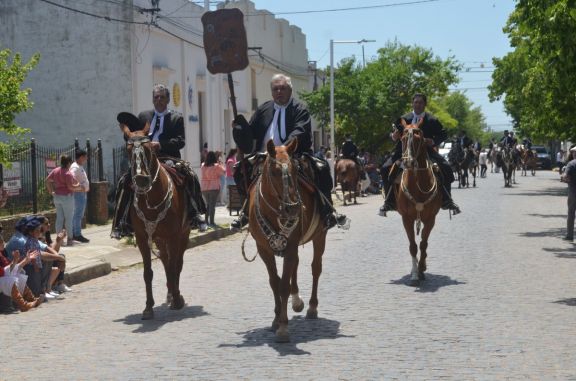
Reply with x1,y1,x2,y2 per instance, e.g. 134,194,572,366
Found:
113,305,209,333
518,227,565,238
553,298,576,307
500,187,567,197
542,246,576,259
527,213,566,219
218,316,353,356
389,273,466,293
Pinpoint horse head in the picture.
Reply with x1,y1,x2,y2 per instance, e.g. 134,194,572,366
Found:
263,138,301,218
400,118,425,168
120,122,158,194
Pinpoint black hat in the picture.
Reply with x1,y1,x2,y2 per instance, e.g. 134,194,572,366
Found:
117,112,144,132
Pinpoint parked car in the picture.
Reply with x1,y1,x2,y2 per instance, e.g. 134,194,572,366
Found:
532,145,552,169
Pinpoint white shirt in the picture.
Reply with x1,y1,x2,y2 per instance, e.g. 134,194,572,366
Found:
149,110,169,142
70,162,89,192
479,152,488,165
261,99,292,152
411,111,425,124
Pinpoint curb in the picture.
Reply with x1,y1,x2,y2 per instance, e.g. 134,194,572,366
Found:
65,259,112,286
65,228,239,285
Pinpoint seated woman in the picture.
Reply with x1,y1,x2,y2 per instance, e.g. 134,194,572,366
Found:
0,237,42,312
23,216,66,299
37,215,71,294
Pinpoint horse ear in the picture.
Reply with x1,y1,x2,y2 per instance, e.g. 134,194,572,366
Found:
119,123,132,137
286,138,298,155
142,121,150,136
266,139,276,157
401,119,407,128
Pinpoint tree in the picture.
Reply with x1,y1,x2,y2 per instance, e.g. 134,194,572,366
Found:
0,49,40,165
489,0,576,141
437,92,489,143
301,41,461,154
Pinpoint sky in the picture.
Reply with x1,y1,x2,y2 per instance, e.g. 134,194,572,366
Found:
248,0,517,131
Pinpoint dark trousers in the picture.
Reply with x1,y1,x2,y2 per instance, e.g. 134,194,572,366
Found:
480,164,487,177
567,187,576,238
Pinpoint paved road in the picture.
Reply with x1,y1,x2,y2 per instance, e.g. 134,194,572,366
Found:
4,170,576,380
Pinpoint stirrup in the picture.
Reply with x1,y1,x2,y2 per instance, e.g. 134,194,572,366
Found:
442,200,461,215
230,215,249,231
379,201,395,216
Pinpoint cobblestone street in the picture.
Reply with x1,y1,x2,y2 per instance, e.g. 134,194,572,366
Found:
3,170,576,380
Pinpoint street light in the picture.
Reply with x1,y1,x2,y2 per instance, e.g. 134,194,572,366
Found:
329,39,375,182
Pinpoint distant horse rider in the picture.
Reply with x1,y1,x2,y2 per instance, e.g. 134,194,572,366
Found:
379,93,461,215
522,137,533,150
111,84,207,239
230,73,348,230
500,130,515,148
457,130,472,149
341,134,365,179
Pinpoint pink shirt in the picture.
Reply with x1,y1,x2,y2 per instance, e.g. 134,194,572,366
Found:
201,164,226,191
225,157,237,178
47,167,76,195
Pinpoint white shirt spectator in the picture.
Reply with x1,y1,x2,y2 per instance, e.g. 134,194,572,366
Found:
479,151,488,165
70,162,89,192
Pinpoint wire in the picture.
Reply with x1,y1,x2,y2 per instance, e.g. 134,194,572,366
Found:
167,0,444,18
38,0,150,25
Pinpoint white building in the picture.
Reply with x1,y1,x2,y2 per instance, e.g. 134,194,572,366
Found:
0,0,318,178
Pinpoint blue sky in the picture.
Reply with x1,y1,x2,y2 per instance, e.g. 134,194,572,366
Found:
250,0,517,131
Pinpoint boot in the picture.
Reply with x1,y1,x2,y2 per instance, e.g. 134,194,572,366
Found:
231,201,249,230
379,183,396,215
11,284,36,312
441,184,461,215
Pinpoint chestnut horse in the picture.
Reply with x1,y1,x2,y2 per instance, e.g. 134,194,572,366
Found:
520,148,536,176
246,139,327,342
335,158,360,205
395,119,442,286
121,124,191,319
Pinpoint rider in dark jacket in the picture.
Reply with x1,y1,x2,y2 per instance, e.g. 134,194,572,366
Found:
341,134,365,179
379,93,461,215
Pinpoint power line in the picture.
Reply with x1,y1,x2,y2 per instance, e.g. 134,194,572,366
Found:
38,0,150,25
167,0,444,18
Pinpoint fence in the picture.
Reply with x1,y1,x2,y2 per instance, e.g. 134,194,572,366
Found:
0,138,105,216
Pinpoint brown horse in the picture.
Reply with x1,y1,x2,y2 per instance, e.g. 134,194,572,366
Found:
395,119,442,286
246,139,327,342
120,124,191,320
520,148,536,176
335,158,360,205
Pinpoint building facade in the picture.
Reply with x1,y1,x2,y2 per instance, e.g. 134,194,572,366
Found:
0,0,317,178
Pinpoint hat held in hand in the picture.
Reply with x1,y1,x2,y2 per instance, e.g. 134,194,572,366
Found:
117,112,144,132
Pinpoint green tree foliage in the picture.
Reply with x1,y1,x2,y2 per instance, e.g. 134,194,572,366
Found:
436,92,489,143
0,49,39,165
489,0,576,141
301,41,461,154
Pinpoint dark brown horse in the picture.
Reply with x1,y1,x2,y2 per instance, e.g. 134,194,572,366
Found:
520,148,536,176
335,158,360,205
120,124,191,319
246,139,327,342
395,119,442,286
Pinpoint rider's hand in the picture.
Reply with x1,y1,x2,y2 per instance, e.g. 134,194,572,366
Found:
424,138,434,146
150,141,161,151
233,115,249,129
391,130,401,141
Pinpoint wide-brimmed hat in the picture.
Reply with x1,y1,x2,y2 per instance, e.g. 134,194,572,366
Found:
117,112,144,132
569,145,576,152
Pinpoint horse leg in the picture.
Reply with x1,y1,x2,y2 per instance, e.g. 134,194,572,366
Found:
401,216,419,286
276,252,298,342
159,249,173,305
418,216,436,280
169,235,187,310
136,235,155,320
258,247,281,332
290,255,305,313
307,232,326,320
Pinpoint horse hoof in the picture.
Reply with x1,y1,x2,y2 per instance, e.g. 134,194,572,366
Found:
170,295,185,310
409,279,420,287
292,299,305,313
275,328,290,343
306,309,318,319
419,272,426,280
141,309,154,320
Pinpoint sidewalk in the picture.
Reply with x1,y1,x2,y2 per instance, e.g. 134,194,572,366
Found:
62,205,239,286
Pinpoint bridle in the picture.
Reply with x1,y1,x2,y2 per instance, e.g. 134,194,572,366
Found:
253,154,302,256
126,135,174,256
399,127,439,234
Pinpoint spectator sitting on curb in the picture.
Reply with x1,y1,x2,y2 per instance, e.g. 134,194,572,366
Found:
38,215,71,294
1,239,42,312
